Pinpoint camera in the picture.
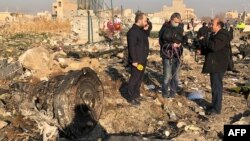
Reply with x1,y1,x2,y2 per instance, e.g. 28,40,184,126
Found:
173,33,183,44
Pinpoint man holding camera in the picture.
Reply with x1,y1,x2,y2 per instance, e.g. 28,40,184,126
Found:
159,13,184,98
202,18,230,115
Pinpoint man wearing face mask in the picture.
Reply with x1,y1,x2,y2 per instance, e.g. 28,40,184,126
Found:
159,12,184,98
127,12,149,105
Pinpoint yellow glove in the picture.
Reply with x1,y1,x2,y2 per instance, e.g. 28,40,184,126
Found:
137,64,144,71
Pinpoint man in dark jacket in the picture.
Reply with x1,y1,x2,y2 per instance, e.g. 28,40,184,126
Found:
159,12,184,98
202,18,230,115
226,24,238,72
197,22,210,55
127,12,149,105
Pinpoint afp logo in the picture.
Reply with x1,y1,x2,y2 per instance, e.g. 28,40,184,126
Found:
224,125,250,140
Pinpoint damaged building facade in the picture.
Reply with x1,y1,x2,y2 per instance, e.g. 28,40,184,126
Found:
52,0,103,20
52,0,104,44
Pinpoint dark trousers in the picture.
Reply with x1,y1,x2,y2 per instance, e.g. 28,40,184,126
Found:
210,72,225,112
128,66,145,100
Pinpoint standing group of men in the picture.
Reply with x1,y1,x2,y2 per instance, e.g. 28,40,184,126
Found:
126,12,234,115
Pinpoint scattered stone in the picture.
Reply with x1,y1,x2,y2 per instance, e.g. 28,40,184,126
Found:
153,98,162,106
237,54,243,60
164,130,170,137
0,100,5,108
0,59,23,80
12,94,22,103
205,85,210,90
198,111,206,116
116,52,124,58
0,107,7,116
40,77,49,81
148,54,161,62
0,120,8,129
0,93,10,101
232,47,239,54
178,102,183,107
184,81,189,85
19,47,52,72
157,121,164,126
184,125,201,131
57,58,68,68
144,85,156,90
21,70,32,79
59,50,67,56
232,56,238,62
177,122,186,128
169,111,177,121
90,58,100,69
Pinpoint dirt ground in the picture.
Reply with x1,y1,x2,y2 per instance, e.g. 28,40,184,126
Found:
0,32,250,141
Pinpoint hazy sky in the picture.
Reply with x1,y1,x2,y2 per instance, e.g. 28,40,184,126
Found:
0,0,250,17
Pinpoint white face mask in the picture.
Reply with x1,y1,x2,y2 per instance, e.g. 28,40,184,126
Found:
172,22,179,27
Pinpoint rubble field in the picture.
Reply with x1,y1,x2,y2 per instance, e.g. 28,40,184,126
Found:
0,31,250,141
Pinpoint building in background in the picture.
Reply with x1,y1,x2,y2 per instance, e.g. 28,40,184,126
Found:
0,12,26,22
52,0,77,20
37,11,52,20
52,0,104,20
225,10,239,19
153,0,196,22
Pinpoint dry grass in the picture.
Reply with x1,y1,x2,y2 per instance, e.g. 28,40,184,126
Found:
0,18,71,35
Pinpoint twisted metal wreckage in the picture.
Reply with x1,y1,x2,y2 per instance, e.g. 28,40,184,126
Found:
1,66,104,138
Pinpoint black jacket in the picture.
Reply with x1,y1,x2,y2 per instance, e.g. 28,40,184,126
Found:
197,25,210,54
228,27,234,41
127,24,149,65
226,27,234,70
159,22,184,59
197,26,210,40
202,29,230,73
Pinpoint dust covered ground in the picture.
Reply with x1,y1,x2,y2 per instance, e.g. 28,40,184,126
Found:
0,31,250,141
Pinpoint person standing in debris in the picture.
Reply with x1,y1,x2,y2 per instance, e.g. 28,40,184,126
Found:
202,18,230,115
114,15,122,31
208,19,213,32
197,22,210,55
226,24,238,73
187,18,196,37
127,12,149,105
159,12,184,98
225,20,230,30
236,21,246,33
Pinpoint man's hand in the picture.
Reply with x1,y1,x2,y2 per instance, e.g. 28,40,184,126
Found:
196,50,201,55
199,36,204,40
132,62,138,67
173,43,182,48
144,24,149,30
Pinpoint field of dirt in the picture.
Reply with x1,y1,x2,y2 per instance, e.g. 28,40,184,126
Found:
0,31,250,141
